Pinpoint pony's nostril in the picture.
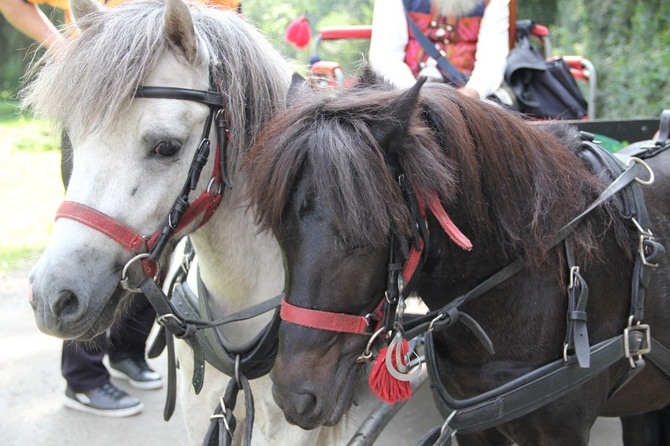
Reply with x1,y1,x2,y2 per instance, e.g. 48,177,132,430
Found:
51,290,80,319
293,391,318,416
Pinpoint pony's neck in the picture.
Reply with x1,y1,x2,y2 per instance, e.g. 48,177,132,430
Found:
188,186,284,344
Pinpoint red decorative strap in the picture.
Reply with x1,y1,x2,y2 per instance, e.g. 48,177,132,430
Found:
426,191,472,251
55,201,145,253
280,296,383,334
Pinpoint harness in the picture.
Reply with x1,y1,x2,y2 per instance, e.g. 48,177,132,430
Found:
280,133,670,445
53,80,277,446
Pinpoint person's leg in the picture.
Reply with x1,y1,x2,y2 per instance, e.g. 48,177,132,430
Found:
107,294,163,389
62,339,143,417
61,338,108,392
108,293,156,360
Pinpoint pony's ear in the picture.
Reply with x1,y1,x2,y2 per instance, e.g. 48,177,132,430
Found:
287,72,309,107
164,0,198,64
69,0,105,29
358,65,383,87
372,76,427,150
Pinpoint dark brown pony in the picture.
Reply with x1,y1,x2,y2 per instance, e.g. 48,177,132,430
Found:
247,72,670,445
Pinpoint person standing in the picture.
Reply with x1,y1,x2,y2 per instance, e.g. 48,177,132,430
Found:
369,0,510,100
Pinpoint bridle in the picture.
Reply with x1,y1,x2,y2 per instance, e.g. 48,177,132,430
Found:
280,171,474,353
54,83,231,281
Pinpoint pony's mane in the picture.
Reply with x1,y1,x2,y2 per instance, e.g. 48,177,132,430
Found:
21,0,290,168
248,73,623,266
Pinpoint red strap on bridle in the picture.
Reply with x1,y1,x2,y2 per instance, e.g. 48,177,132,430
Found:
280,296,385,335
55,142,224,279
56,201,146,253
426,191,472,251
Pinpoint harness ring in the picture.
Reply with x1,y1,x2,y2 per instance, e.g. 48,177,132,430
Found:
626,156,655,185
120,253,150,293
356,327,387,363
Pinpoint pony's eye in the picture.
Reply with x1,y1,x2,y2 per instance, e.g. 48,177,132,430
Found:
152,140,182,157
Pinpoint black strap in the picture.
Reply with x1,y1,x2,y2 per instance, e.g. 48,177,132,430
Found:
136,86,225,108
564,237,590,368
202,372,254,446
424,333,650,435
402,2,467,86
649,338,670,379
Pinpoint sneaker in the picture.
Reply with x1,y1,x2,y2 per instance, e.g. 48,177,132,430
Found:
108,357,164,390
64,383,143,417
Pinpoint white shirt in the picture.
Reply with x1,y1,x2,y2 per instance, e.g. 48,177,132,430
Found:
369,0,510,98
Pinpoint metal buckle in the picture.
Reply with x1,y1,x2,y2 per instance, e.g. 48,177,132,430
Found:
568,266,581,289
623,316,651,368
428,312,445,333
157,313,184,327
631,218,659,267
209,397,234,440
440,409,459,440
356,328,387,363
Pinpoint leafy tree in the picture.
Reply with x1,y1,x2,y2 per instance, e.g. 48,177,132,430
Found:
579,0,670,118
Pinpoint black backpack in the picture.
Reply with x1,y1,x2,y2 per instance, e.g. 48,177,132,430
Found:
505,20,588,119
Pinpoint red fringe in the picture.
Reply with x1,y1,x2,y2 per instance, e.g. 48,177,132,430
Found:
368,339,412,404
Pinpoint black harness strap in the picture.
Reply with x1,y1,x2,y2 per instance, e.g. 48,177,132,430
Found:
413,138,670,444
422,334,644,438
564,237,590,368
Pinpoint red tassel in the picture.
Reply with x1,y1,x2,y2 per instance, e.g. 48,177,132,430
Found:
368,338,412,404
284,16,312,49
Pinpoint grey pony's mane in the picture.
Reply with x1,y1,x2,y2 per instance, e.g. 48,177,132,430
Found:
21,0,291,170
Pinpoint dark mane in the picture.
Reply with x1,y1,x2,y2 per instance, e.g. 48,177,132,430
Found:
247,73,623,267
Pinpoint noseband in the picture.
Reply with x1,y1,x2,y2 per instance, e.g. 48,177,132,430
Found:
54,84,230,281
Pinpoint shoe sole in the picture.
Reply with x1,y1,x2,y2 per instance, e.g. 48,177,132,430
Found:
63,395,144,417
109,368,164,390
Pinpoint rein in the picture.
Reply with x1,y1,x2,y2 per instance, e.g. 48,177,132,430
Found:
416,136,670,445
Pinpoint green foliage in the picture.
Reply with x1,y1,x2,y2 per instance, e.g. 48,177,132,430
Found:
0,7,64,100
0,101,62,270
0,101,60,152
579,0,670,119
245,0,373,77
520,0,669,119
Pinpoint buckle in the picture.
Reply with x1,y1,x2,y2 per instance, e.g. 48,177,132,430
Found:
623,316,651,368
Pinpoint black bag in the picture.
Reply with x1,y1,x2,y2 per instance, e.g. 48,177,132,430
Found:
505,24,588,120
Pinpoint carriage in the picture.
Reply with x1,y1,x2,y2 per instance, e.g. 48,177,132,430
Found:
22,0,669,445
